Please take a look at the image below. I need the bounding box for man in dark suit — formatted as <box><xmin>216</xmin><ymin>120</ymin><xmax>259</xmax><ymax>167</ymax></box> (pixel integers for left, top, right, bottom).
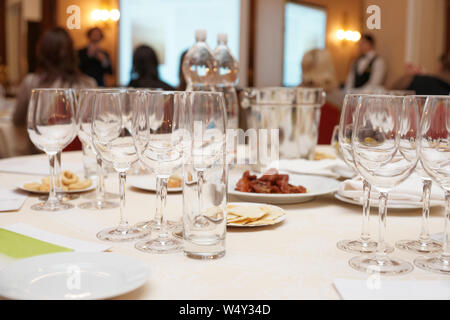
<box><xmin>78</xmin><ymin>27</ymin><xmax>113</xmax><ymax>87</ymax></box>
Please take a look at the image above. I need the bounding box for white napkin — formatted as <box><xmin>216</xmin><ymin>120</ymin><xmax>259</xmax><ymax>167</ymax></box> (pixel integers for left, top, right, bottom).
<box><xmin>338</xmin><ymin>174</ymin><xmax>445</xmax><ymax>203</ymax></box>
<box><xmin>276</xmin><ymin>159</ymin><xmax>354</xmax><ymax>178</ymax></box>
<box><xmin>0</xmin><ymin>157</ymin><xmax>83</xmax><ymax>176</ymax></box>
<box><xmin>0</xmin><ymin>189</ymin><xmax>27</xmax><ymax>212</ymax></box>
<box><xmin>2</xmin><ymin>223</ymin><xmax>111</xmax><ymax>253</ymax></box>
<box><xmin>334</xmin><ymin>278</ymin><xmax>450</xmax><ymax>300</ymax></box>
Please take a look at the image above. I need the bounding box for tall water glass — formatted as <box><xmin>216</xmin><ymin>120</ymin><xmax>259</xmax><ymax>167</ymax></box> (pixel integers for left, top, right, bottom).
<box><xmin>396</xmin><ymin>96</ymin><xmax>442</xmax><ymax>254</ymax></box>
<box><xmin>77</xmin><ymin>89</ymin><xmax>119</xmax><ymax>210</ymax></box>
<box><xmin>91</xmin><ymin>90</ymin><xmax>149</xmax><ymax>242</ymax></box>
<box><xmin>415</xmin><ymin>96</ymin><xmax>450</xmax><ymax>274</ymax></box>
<box><xmin>336</xmin><ymin>94</ymin><xmax>379</xmax><ymax>254</ymax></box>
<box><xmin>133</xmin><ymin>91</ymin><xmax>187</xmax><ymax>254</ymax></box>
<box><xmin>350</xmin><ymin>95</ymin><xmax>419</xmax><ymax>275</ymax></box>
<box><xmin>27</xmin><ymin>89</ymin><xmax>77</xmax><ymax>211</ymax></box>
<box><xmin>183</xmin><ymin>91</ymin><xmax>228</xmax><ymax>260</ymax></box>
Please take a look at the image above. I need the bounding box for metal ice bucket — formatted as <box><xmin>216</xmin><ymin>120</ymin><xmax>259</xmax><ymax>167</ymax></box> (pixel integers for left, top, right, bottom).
<box><xmin>240</xmin><ymin>87</ymin><xmax>326</xmax><ymax>162</ymax></box>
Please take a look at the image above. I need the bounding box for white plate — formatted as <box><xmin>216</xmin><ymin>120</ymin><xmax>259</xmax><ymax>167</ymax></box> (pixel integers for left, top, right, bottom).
<box><xmin>0</xmin><ymin>252</ymin><xmax>150</xmax><ymax>300</ymax></box>
<box><xmin>334</xmin><ymin>193</ymin><xmax>444</xmax><ymax>210</ymax></box>
<box><xmin>129</xmin><ymin>175</ymin><xmax>182</xmax><ymax>193</ymax></box>
<box><xmin>227</xmin><ymin>202</ymin><xmax>286</xmax><ymax>228</ymax></box>
<box><xmin>18</xmin><ymin>181</ymin><xmax>96</xmax><ymax>195</ymax></box>
<box><xmin>228</xmin><ymin>173</ymin><xmax>340</xmax><ymax>205</ymax></box>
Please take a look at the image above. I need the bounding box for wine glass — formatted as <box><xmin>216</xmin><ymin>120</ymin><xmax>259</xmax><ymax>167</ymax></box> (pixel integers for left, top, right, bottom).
<box><xmin>396</xmin><ymin>96</ymin><xmax>443</xmax><ymax>254</ymax></box>
<box><xmin>91</xmin><ymin>90</ymin><xmax>150</xmax><ymax>242</ymax></box>
<box><xmin>336</xmin><ymin>94</ymin><xmax>380</xmax><ymax>254</ymax></box>
<box><xmin>415</xmin><ymin>96</ymin><xmax>450</xmax><ymax>274</ymax></box>
<box><xmin>133</xmin><ymin>91</ymin><xmax>188</xmax><ymax>254</ymax></box>
<box><xmin>77</xmin><ymin>89</ymin><xmax>119</xmax><ymax>210</ymax></box>
<box><xmin>350</xmin><ymin>95</ymin><xmax>419</xmax><ymax>275</ymax></box>
<box><xmin>27</xmin><ymin>88</ymin><xmax>77</xmax><ymax>211</ymax></box>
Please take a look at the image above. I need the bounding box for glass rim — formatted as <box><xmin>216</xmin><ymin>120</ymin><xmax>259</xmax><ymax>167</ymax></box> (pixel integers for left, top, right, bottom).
<box><xmin>31</xmin><ymin>88</ymin><xmax>75</xmax><ymax>92</ymax></box>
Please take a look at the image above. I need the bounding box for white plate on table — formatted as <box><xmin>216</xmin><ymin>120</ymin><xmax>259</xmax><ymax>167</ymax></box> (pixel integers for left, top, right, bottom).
<box><xmin>228</xmin><ymin>173</ymin><xmax>340</xmax><ymax>205</ymax></box>
<box><xmin>129</xmin><ymin>175</ymin><xmax>182</xmax><ymax>193</ymax></box>
<box><xmin>18</xmin><ymin>181</ymin><xmax>96</xmax><ymax>195</ymax></box>
<box><xmin>334</xmin><ymin>192</ymin><xmax>444</xmax><ymax>210</ymax></box>
<box><xmin>0</xmin><ymin>252</ymin><xmax>150</xmax><ymax>300</ymax></box>
<box><xmin>227</xmin><ymin>202</ymin><xmax>286</xmax><ymax>228</ymax></box>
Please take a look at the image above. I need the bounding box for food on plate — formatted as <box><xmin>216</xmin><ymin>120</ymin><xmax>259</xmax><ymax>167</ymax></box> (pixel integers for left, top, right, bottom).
<box><xmin>168</xmin><ymin>175</ymin><xmax>182</xmax><ymax>189</ymax></box>
<box><xmin>23</xmin><ymin>171</ymin><xmax>92</xmax><ymax>192</ymax></box>
<box><xmin>314</xmin><ymin>151</ymin><xmax>336</xmax><ymax>161</ymax></box>
<box><xmin>235</xmin><ymin>169</ymin><xmax>307</xmax><ymax>194</ymax></box>
<box><xmin>226</xmin><ymin>204</ymin><xmax>285</xmax><ymax>226</ymax></box>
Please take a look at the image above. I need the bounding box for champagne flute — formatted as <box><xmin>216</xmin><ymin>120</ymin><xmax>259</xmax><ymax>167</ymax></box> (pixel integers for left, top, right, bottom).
<box><xmin>396</xmin><ymin>96</ymin><xmax>442</xmax><ymax>254</ymax></box>
<box><xmin>133</xmin><ymin>91</ymin><xmax>187</xmax><ymax>254</ymax></box>
<box><xmin>27</xmin><ymin>88</ymin><xmax>77</xmax><ymax>211</ymax></box>
<box><xmin>350</xmin><ymin>95</ymin><xmax>419</xmax><ymax>275</ymax></box>
<box><xmin>415</xmin><ymin>96</ymin><xmax>450</xmax><ymax>274</ymax></box>
<box><xmin>336</xmin><ymin>94</ymin><xmax>381</xmax><ymax>254</ymax></box>
<box><xmin>77</xmin><ymin>89</ymin><xmax>119</xmax><ymax>210</ymax></box>
<box><xmin>91</xmin><ymin>90</ymin><xmax>149</xmax><ymax>242</ymax></box>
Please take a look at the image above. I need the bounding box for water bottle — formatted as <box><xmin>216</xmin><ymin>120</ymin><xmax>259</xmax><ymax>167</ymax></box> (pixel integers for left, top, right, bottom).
<box><xmin>213</xmin><ymin>33</ymin><xmax>240</xmax><ymax>129</ymax></box>
<box><xmin>182</xmin><ymin>29</ymin><xmax>217</xmax><ymax>92</ymax></box>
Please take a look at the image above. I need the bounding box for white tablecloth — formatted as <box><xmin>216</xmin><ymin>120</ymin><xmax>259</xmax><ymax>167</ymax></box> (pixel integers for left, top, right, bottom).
<box><xmin>0</xmin><ymin>150</ymin><xmax>447</xmax><ymax>300</ymax></box>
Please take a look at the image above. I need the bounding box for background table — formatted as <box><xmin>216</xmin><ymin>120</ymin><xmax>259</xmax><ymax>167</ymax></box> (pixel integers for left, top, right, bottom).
<box><xmin>0</xmin><ymin>150</ymin><xmax>447</xmax><ymax>300</ymax></box>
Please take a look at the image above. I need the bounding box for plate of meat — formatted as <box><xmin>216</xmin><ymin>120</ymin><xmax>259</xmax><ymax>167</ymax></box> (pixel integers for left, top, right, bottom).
<box><xmin>228</xmin><ymin>169</ymin><xmax>340</xmax><ymax>204</ymax></box>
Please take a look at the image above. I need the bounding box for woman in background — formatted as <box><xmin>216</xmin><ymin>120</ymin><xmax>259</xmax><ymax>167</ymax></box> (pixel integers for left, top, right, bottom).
<box><xmin>300</xmin><ymin>49</ymin><xmax>344</xmax><ymax>145</ymax></box>
<box><xmin>128</xmin><ymin>45</ymin><xmax>174</xmax><ymax>90</ymax></box>
<box><xmin>13</xmin><ymin>27</ymin><xmax>96</xmax><ymax>155</ymax></box>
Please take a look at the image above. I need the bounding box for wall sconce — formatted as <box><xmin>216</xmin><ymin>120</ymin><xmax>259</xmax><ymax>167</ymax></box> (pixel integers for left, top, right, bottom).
<box><xmin>336</xmin><ymin>29</ymin><xmax>361</xmax><ymax>42</ymax></box>
<box><xmin>91</xmin><ymin>9</ymin><xmax>120</xmax><ymax>22</ymax></box>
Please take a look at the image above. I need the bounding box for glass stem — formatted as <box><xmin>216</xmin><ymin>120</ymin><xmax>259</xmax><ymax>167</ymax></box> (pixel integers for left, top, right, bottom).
<box><xmin>96</xmin><ymin>154</ymin><xmax>105</xmax><ymax>200</ymax></box>
<box><xmin>156</xmin><ymin>176</ymin><xmax>169</xmax><ymax>238</ymax></box>
<box><xmin>360</xmin><ymin>179</ymin><xmax>372</xmax><ymax>243</ymax></box>
<box><xmin>154</xmin><ymin>177</ymin><xmax>162</xmax><ymax>227</ymax></box>
<box><xmin>56</xmin><ymin>151</ymin><xmax>62</xmax><ymax>199</ymax></box>
<box><xmin>198</xmin><ymin>170</ymin><xmax>205</xmax><ymax>216</ymax></box>
<box><xmin>118</xmin><ymin>172</ymin><xmax>128</xmax><ymax>228</ymax></box>
<box><xmin>48</xmin><ymin>153</ymin><xmax>58</xmax><ymax>205</ymax></box>
<box><xmin>376</xmin><ymin>192</ymin><xmax>389</xmax><ymax>262</ymax></box>
<box><xmin>442</xmin><ymin>191</ymin><xmax>450</xmax><ymax>261</ymax></box>
<box><xmin>419</xmin><ymin>179</ymin><xmax>432</xmax><ymax>244</ymax></box>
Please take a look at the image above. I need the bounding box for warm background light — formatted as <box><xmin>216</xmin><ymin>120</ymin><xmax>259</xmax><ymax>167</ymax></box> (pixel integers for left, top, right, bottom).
<box><xmin>91</xmin><ymin>8</ymin><xmax>121</xmax><ymax>22</ymax></box>
<box><xmin>336</xmin><ymin>29</ymin><xmax>361</xmax><ymax>42</ymax></box>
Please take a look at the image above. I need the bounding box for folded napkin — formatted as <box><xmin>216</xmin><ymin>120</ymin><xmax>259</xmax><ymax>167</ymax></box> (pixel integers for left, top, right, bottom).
<box><xmin>338</xmin><ymin>174</ymin><xmax>445</xmax><ymax>203</ymax></box>
<box><xmin>334</xmin><ymin>279</ymin><xmax>450</xmax><ymax>300</ymax></box>
<box><xmin>0</xmin><ymin>157</ymin><xmax>83</xmax><ymax>176</ymax></box>
<box><xmin>0</xmin><ymin>189</ymin><xmax>27</xmax><ymax>212</ymax></box>
<box><xmin>0</xmin><ymin>223</ymin><xmax>110</xmax><ymax>267</ymax></box>
<box><xmin>276</xmin><ymin>159</ymin><xmax>354</xmax><ymax>179</ymax></box>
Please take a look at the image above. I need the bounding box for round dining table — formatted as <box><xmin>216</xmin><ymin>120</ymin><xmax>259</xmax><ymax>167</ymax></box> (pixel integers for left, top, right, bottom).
<box><xmin>0</xmin><ymin>148</ymin><xmax>447</xmax><ymax>300</ymax></box>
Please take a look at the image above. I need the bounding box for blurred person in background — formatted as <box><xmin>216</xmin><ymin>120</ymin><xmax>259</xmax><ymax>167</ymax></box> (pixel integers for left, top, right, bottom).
<box><xmin>78</xmin><ymin>27</ymin><xmax>113</xmax><ymax>87</ymax></box>
<box><xmin>128</xmin><ymin>45</ymin><xmax>174</xmax><ymax>90</ymax></box>
<box><xmin>13</xmin><ymin>27</ymin><xmax>96</xmax><ymax>155</ymax></box>
<box><xmin>391</xmin><ymin>53</ymin><xmax>450</xmax><ymax>95</ymax></box>
<box><xmin>177</xmin><ymin>50</ymin><xmax>188</xmax><ymax>91</ymax></box>
<box><xmin>344</xmin><ymin>34</ymin><xmax>386</xmax><ymax>92</ymax></box>
<box><xmin>300</xmin><ymin>49</ymin><xmax>343</xmax><ymax>145</ymax></box>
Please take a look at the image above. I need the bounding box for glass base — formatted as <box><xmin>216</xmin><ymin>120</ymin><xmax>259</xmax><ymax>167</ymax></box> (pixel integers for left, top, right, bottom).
<box><xmin>84</xmin><ymin>192</ymin><xmax>119</xmax><ymax>200</ymax></box>
<box><xmin>97</xmin><ymin>226</ymin><xmax>150</xmax><ymax>243</ymax></box>
<box><xmin>185</xmin><ymin>251</ymin><xmax>226</xmax><ymax>261</ymax></box>
<box><xmin>135</xmin><ymin>236</ymin><xmax>182</xmax><ymax>254</ymax></box>
<box><xmin>78</xmin><ymin>200</ymin><xmax>119</xmax><ymax>211</ymax></box>
<box><xmin>39</xmin><ymin>194</ymin><xmax>80</xmax><ymax>202</ymax></box>
<box><xmin>396</xmin><ymin>239</ymin><xmax>443</xmax><ymax>255</ymax></box>
<box><xmin>136</xmin><ymin>219</ymin><xmax>182</xmax><ymax>232</ymax></box>
<box><xmin>349</xmin><ymin>255</ymin><xmax>414</xmax><ymax>275</ymax></box>
<box><xmin>337</xmin><ymin>239</ymin><xmax>385</xmax><ymax>254</ymax></box>
<box><xmin>31</xmin><ymin>201</ymin><xmax>74</xmax><ymax>212</ymax></box>
<box><xmin>414</xmin><ymin>256</ymin><xmax>450</xmax><ymax>275</ymax></box>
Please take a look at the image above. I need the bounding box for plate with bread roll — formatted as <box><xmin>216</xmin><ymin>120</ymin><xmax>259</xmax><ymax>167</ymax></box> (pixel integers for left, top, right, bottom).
<box><xmin>19</xmin><ymin>171</ymin><xmax>95</xmax><ymax>194</ymax></box>
<box><xmin>128</xmin><ymin>175</ymin><xmax>183</xmax><ymax>193</ymax></box>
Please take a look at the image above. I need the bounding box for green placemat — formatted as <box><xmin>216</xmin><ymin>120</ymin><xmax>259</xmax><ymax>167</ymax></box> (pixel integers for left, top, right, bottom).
<box><xmin>0</xmin><ymin>228</ymin><xmax>73</xmax><ymax>259</ymax></box>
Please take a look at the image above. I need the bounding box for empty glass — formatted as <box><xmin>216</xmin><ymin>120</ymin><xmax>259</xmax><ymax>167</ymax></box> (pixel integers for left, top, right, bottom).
<box><xmin>415</xmin><ymin>96</ymin><xmax>450</xmax><ymax>274</ymax></box>
<box><xmin>350</xmin><ymin>95</ymin><xmax>419</xmax><ymax>275</ymax></box>
<box><xmin>91</xmin><ymin>90</ymin><xmax>149</xmax><ymax>242</ymax></box>
<box><xmin>133</xmin><ymin>91</ymin><xmax>188</xmax><ymax>254</ymax></box>
<box><xmin>27</xmin><ymin>89</ymin><xmax>77</xmax><ymax>211</ymax></box>
<box><xmin>336</xmin><ymin>94</ymin><xmax>379</xmax><ymax>254</ymax></box>
<box><xmin>77</xmin><ymin>89</ymin><xmax>119</xmax><ymax>210</ymax></box>
<box><xmin>183</xmin><ymin>91</ymin><xmax>228</xmax><ymax>260</ymax></box>
<box><xmin>396</xmin><ymin>96</ymin><xmax>442</xmax><ymax>254</ymax></box>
